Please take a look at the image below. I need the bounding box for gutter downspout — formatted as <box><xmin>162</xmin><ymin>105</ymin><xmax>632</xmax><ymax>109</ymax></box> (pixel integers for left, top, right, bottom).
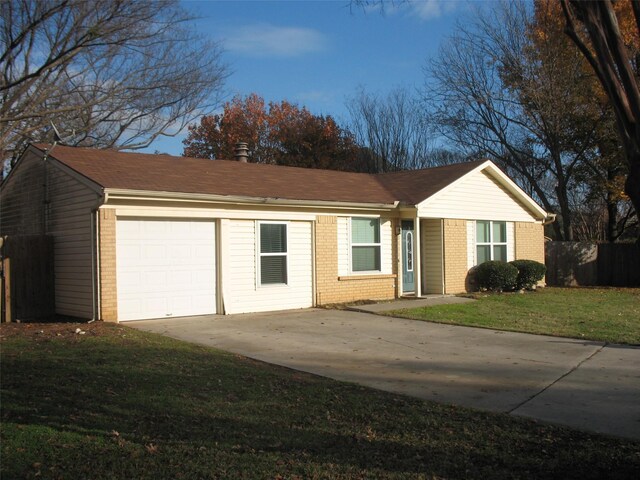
<box><xmin>90</xmin><ymin>210</ymin><xmax>98</xmax><ymax>321</ymax></box>
<box><xmin>440</xmin><ymin>219</ymin><xmax>446</xmax><ymax>295</ymax></box>
<box><xmin>311</xmin><ymin>220</ymin><xmax>317</xmax><ymax>307</ymax></box>
<box><xmin>415</xmin><ymin>216</ymin><xmax>422</xmax><ymax>298</ymax></box>
<box><xmin>543</xmin><ymin>213</ymin><xmax>557</xmax><ymax>225</ymax></box>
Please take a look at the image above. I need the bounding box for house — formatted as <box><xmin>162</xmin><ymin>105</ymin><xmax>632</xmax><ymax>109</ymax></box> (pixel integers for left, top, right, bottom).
<box><xmin>0</xmin><ymin>144</ymin><xmax>551</xmax><ymax>322</ymax></box>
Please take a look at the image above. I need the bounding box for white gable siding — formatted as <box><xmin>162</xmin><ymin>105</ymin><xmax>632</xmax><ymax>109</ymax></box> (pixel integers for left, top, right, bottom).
<box><xmin>47</xmin><ymin>163</ymin><xmax>100</xmax><ymax>318</ymax></box>
<box><xmin>419</xmin><ymin>170</ymin><xmax>538</xmax><ymax>222</ymax></box>
<box><xmin>337</xmin><ymin>216</ymin><xmax>392</xmax><ymax>276</ymax></box>
<box><xmin>223</xmin><ymin>219</ymin><xmax>312</xmax><ymax>314</ymax></box>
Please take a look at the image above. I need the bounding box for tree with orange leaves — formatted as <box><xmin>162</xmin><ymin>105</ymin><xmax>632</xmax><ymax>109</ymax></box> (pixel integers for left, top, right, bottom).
<box><xmin>183</xmin><ymin>93</ymin><xmax>367</xmax><ymax>172</ymax></box>
<box><xmin>561</xmin><ymin>0</ymin><xmax>640</xmax><ymax>243</ymax></box>
<box><xmin>528</xmin><ymin>0</ymin><xmax>637</xmax><ymax>241</ymax></box>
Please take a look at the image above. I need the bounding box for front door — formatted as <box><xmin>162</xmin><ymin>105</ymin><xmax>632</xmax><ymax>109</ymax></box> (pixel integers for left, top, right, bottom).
<box><xmin>401</xmin><ymin>220</ymin><xmax>415</xmax><ymax>294</ymax></box>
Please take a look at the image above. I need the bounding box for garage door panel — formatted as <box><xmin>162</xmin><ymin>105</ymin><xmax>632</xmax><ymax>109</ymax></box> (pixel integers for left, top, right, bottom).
<box><xmin>116</xmin><ymin>218</ymin><xmax>216</xmax><ymax>321</ymax></box>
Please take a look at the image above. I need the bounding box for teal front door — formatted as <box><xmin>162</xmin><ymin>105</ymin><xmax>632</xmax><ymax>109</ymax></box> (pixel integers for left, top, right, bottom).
<box><xmin>401</xmin><ymin>220</ymin><xmax>415</xmax><ymax>293</ymax></box>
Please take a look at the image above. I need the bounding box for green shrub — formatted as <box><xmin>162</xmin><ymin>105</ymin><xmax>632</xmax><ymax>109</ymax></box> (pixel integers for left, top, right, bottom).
<box><xmin>475</xmin><ymin>261</ymin><xmax>518</xmax><ymax>292</ymax></box>
<box><xmin>510</xmin><ymin>259</ymin><xmax>546</xmax><ymax>290</ymax></box>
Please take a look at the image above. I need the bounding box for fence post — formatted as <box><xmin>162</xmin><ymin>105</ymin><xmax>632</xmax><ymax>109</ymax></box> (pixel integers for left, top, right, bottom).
<box><xmin>2</xmin><ymin>257</ymin><xmax>11</xmax><ymax>322</ymax></box>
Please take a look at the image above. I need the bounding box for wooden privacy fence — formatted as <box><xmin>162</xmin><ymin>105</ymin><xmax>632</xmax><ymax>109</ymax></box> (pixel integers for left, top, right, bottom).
<box><xmin>1</xmin><ymin>235</ymin><xmax>55</xmax><ymax>322</ymax></box>
<box><xmin>545</xmin><ymin>241</ymin><xmax>640</xmax><ymax>287</ymax></box>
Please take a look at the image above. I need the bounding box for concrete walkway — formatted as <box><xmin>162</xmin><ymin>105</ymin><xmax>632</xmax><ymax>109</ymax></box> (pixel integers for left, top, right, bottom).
<box><xmin>129</xmin><ymin>307</ymin><xmax>640</xmax><ymax>441</ymax></box>
<box><xmin>347</xmin><ymin>295</ymin><xmax>475</xmax><ymax>313</ymax></box>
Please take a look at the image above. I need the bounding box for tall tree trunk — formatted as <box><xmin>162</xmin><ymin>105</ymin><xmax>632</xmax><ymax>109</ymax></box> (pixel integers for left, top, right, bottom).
<box><xmin>562</xmin><ymin>0</ymin><xmax>640</xmax><ymax>243</ymax></box>
<box><xmin>626</xmin><ymin>157</ymin><xmax>640</xmax><ymax>243</ymax></box>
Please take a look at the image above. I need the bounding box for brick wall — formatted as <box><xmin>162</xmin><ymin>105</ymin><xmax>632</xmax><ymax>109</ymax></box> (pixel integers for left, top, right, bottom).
<box><xmin>515</xmin><ymin>222</ymin><xmax>546</xmax><ymax>286</ymax></box>
<box><xmin>443</xmin><ymin>219</ymin><xmax>468</xmax><ymax>294</ymax></box>
<box><xmin>514</xmin><ymin>222</ymin><xmax>545</xmax><ymax>263</ymax></box>
<box><xmin>99</xmin><ymin>209</ymin><xmax>117</xmax><ymax>322</ymax></box>
<box><xmin>315</xmin><ymin>215</ymin><xmax>397</xmax><ymax>305</ymax></box>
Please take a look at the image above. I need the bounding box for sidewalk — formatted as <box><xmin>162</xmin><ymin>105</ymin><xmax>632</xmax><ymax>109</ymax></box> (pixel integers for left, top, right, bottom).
<box><xmin>347</xmin><ymin>295</ymin><xmax>475</xmax><ymax>313</ymax></box>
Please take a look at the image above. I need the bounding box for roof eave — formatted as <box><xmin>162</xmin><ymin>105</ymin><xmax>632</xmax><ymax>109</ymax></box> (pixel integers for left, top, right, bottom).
<box><xmin>103</xmin><ymin>188</ymin><xmax>400</xmax><ymax>211</ymax></box>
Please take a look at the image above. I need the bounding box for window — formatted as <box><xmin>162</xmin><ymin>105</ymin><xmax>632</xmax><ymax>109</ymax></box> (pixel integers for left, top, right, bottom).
<box><xmin>405</xmin><ymin>230</ymin><xmax>413</xmax><ymax>272</ymax></box>
<box><xmin>351</xmin><ymin>217</ymin><xmax>381</xmax><ymax>272</ymax></box>
<box><xmin>476</xmin><ymin>220</ymin><xmax>507</xmax><ymax>263</ymax></box>
<box><xmin>259</xmin><ymin>222</ymin><xmax>287</xmax><ymax>285</ymax></box>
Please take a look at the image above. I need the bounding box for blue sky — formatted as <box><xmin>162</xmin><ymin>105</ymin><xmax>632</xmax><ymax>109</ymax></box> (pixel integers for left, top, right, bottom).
<box><xmin>147</xmin><ymin>0</ymin><xmax>469</xmax><ymax>155</ymax></box>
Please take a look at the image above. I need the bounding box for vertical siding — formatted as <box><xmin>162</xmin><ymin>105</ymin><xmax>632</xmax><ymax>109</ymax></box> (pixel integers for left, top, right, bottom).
<box><xmin>380</xmin><ymin>218</ymin><xmax>392</xmax><ymax>274</ymax></box>
<box><xmin>224</xmin><ymin>220</ymin><xmax>313</xmax><ymax>314</ymax></box>
<box><xmin>419</xmin><ymin>170</ymin><xmax>538</xmax><ymax>222</ymax></box>
<box><xmin>337</xmin><ymin>216</ymin><xmax>349</xmax><ymax>276</ymax></box>
<box><xmin>0</xmin><ymin>151</ymin><xmax>46</xmax><ymax>235</ymax></box>
<box><xmin>507</xmin><ymin>222</ymin><xmax>515</xmax><ymax>261</ymax></box>
<box><xmin>422</xmin><ymin>219</ymin><xmax>444</xmax><ymax>294</ymax></box>
<box><xmin>47</xmin><ymin>163</ymin><xmax>100</xmax><ymax>318</ymax></box>
<box><xmin>466</xmin><ymin>221</ymin><xmax>475</xmax><ymax>270</ymax></box>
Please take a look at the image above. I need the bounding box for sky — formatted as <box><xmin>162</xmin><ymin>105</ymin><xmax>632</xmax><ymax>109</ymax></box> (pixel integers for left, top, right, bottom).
<box><xmin>145</xmin><ymin>0</ymin><xmax>470</xmax><ymax>155</ymax></box>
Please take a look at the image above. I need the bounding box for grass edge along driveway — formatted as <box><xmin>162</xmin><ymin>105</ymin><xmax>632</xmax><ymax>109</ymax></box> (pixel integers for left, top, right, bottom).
<box><xmin>387</xmin><ymin>287</ymin><xmax>640</xmax><ymax>345</ymax></box>
<box><xmin>1</xmin><ymin>322</ymin><xmax>639</xmax><ymax>480</ymax></box>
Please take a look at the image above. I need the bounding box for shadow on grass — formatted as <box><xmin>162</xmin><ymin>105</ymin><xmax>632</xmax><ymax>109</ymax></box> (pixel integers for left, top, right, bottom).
<box><xmin>1</xmin><ymin>325</ymin><xmax>639</xmax><ymax>479</ymax></box>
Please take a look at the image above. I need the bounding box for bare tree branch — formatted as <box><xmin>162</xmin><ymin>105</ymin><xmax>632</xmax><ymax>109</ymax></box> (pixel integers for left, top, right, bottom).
<box><xmin>0</xmin><ymin>0</ymin><xmax>228</xmax><ymax>170</ymax></box>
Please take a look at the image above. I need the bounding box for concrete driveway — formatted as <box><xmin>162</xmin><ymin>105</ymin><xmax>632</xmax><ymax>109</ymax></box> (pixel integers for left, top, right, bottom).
<box><xmin>129</xmin><ymin>308</ymin><xmax>640</xmax><ymax>440</ymax></box>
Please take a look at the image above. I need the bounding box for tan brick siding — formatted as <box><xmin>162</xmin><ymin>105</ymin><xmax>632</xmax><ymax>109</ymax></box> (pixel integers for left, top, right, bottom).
<box><xmin>315</xmin><ymin>215</ymin><xmax>397</xmax><ymax>305</ymax></box>
<box><xmin>515</xmin><ymin>222</ymin><xmax>545</xmax><ymax>286</ymax></box>
<box><xmin>443</xmin><ymin>219</ymin><xmax>468</xmax><ymax>294</ymax></box>
<box><xmin>99</xmin><ymin>209</ymin><xmax>117</xmax><ymax>321</ymax></box>
<box><xmin>514</xmin><ymin>222</ymin><xmax>545</xmax><ymax>263</ymax></box>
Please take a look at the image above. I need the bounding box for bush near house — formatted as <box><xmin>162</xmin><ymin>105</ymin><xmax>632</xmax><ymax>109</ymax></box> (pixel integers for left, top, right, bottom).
<box><xmin>509</xmin><ymin>259</ymin><xmax>546</xmax><ymax>290</ymax></box>
<box><xmin>475</xmin><ymin>261</ymin><xmax>518</xmax><ymax>291</ymax></box>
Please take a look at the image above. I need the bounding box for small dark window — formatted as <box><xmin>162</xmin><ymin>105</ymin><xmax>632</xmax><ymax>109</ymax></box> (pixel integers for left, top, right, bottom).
<box><xmin>259</xmin><ymin>223</ymin><xmax>287</xmax><ymax>284</ymax></box>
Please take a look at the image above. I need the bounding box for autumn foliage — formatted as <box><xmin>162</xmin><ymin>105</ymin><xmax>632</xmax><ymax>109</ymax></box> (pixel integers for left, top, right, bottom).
<box><xmin>183</xmin><ymin>94</ymin><xmax>366</xmax><ymax>172</ymax></box>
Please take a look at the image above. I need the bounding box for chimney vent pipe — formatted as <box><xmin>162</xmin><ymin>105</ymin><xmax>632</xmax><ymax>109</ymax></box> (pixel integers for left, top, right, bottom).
<box><xmin>234</xmin><ymin>142</ymin><xmax>249</xmax><ymax>163</ymax></box>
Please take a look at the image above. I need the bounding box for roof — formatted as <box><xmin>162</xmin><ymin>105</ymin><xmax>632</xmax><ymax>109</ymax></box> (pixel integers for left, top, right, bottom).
<box><xmin>28</xmin><ymin>144</ymin><xmax>510</xmax><ymax>208</ymax></box>
<box><xmin>376</xmin><ymin>161</ymin><xmax>484</xmax><ymax>205</ymax></box>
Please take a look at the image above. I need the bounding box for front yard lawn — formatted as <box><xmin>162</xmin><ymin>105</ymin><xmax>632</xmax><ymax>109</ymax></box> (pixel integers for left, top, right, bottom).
<box><xmin>1</xmin><ymin>322</ymin><xmax>639</xmax><ymax>479</ymax></box>
<box><xmin>388</xmin><ymin>287</ymin><xmax>640</xmax><ymax>344</ymax></box>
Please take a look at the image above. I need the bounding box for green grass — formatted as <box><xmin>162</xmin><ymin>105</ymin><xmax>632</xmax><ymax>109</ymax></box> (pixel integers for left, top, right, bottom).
<box><xmin>388</xmin><ymin>287</ymin><xmax>640</xmax><ymax>344</ymax></box>
<box><xmin>1</xmin><ymin>323</ymin><xmax>639</xmax><ymax>479</ymax></box>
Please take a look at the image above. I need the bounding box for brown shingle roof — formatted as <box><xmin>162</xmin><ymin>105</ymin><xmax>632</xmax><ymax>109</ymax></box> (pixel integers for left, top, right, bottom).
<box><xmin>32</xmin><ymin>144</ymin><xmax>483</xmax><ymax>206</ymax></box>
<box><xmin>376</xmin><ymin>160</ymin><xmax>485</xmax><ymax>205</ymax></box>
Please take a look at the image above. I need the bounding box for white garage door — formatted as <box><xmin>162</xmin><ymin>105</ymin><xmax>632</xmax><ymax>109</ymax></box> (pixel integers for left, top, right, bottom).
<box><xmin>116</xmin><ymin>218</ymin><xmax>216</xmax><ymax>321</ymax></box>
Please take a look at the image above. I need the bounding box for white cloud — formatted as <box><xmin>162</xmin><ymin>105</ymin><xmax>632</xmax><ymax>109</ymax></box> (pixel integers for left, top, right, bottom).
<box><xmin>410</xmin><ymin>0</ymin><xmax>458</xmax><ymax>21</ymax></box>
<box><xmin>225</xmin><ymin>24</ymin><xmax>327</xmax><ymax>57</ymax></box>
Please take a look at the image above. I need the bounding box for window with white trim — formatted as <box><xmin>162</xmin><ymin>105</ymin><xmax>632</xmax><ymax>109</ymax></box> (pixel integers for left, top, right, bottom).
<box><xmin>258</xmin><ymin>222</ymin><xmax>287</xmax><ymax>285</ymax></box>
<box><xmin>476</xmin><ymin>220</ymin><xmax>507</xmax><ymax>263</ymax></box>
<box><xmin>351</xmin><ymin>217</ymin><xmax>381</xmax><ymax>272</ymax></box>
